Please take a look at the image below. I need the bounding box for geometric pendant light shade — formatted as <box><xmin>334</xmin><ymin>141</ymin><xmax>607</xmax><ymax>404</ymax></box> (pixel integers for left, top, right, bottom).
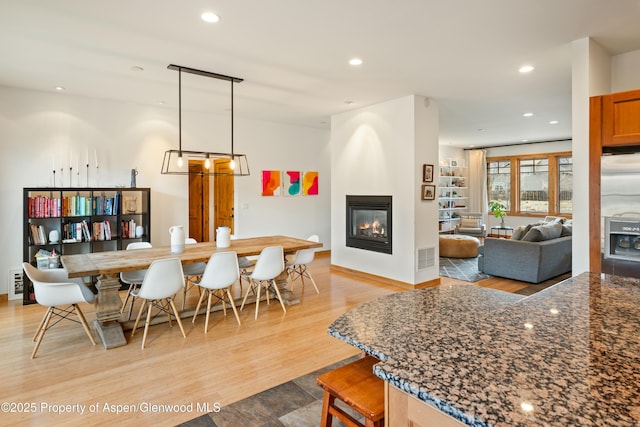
<box><xmin>161</xmin><ymin>64</ymin><xmax>250</xmax><ymax>176</ymax></box>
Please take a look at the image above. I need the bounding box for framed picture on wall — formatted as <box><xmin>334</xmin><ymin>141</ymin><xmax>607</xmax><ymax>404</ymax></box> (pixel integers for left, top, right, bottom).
<box><xmin>423</xmin><ymin>164</ymin><xmax>434</xmax><ymax>182</ymax></box>
<box><xmin>422</xmin><ymin>184</ymin><xmax>436</xmax><ymax>201</ymax></box>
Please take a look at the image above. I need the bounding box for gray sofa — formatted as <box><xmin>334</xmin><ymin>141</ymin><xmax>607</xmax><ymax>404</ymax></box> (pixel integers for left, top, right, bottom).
<box><xmin>477</xmin><ymin>235</ymin><xmax>572</xmax><ymax>283</ymax></box>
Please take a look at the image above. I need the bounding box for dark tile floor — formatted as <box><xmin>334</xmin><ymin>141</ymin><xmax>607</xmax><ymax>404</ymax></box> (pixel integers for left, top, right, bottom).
<box><xmin>177</xmin><ymin>356</ymin><xmax>361</xmax><ymax>427</ymax></box>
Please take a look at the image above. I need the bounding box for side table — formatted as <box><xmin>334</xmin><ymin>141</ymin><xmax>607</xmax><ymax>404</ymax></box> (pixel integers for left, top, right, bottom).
<box><xmin>490</xmin><ymin>225</ymin><xmax>513</xmax><ymax>238</ymax></box>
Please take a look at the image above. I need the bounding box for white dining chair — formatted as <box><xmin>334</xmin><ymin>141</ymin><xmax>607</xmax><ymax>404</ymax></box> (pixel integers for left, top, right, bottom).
<box><xmin>286</xmin><ymin>234</ymin><xmax>320</xmax><ymax>295</ymax></box>
<box><xmin>240</xmin><ymin>246</ymin><xmax>286</xmax><ymax>319</ymax></box>
<box><xmin>120</xmin><ymin>241</ymin><xmax>152</xmax><ymax>320</ymax></box>
<box><xmin>231</xmin><ymin>234</ymin><xmax>255</xmax><ymax>295</ymax></box>
<box><xmin>182</xmin><ymin>238</ymin><xmax>207</xmax><ymax>309</ymax></box>
<box><xmin>131</xmin><ymin>258</ymin><xmax>187</xmax><ymax>349</ymax></box>
<box><xmin>192</xmin><ymin>251</ymin><xmax>241</xmax><ymax>332</ymax></box>
<box><xmin>22</xmin><ymin>262</ymin><xmax>96</xmax><ymax>358</ymax></box>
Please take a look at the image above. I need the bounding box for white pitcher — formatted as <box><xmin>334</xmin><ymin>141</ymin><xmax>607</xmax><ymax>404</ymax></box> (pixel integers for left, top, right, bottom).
<box><xmin>169</xmin><ymin>225</ymin><xmax>185</xmax><ymax>253</ymax></box>
<box><xmin>216</xmin><ymin>226</ymin><xmax>231</xmax><ymax>248</ymax></box>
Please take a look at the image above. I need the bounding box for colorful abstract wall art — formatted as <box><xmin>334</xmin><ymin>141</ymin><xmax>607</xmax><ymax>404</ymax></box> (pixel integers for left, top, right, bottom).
<box><xmin>303</xmin><ymin>171</ymin><xmax>319</xmax><ymax>195</ymax></box>
<box><xmin>261</xmin><ymin>170</ymin><xmax>281</xmax><ymax>196</ymax></box>
<box><xmin>283</xmin><ymin>171</ymin><xmax>302</xmax><ymax>196</ymax></box>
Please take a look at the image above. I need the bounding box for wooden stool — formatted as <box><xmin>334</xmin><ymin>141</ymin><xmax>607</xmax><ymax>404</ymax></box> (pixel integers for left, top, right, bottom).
<box><xmin>316</xmin><ymin>355</ymin><xmax>384</xmax><ymax>427</ymax></box>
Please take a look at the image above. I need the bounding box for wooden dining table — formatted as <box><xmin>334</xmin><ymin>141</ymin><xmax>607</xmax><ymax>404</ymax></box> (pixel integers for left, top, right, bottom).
<box><xmin>61</xmin><ymin>235</ymin><xmax>322</xmax><ymax>349</ymax></box>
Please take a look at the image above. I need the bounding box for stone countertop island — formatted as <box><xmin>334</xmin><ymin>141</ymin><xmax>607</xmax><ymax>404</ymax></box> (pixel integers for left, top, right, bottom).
<box><xmin>328</xmin><ymin>273</ymin><xmax>640</xmax><ymax>426</ymax></box>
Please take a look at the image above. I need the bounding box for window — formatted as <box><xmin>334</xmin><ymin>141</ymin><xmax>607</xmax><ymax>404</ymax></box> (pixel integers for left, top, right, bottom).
<box><xmin>519</xmin><ymin>158</ymin><xmax>548</xmax><ymax>213</ymax></box>
<box><xmin>558</xmin><ymin>156</ymin><xmax>573</xmax><ymax>214</ymax></box>
<box><xmin>487</xmin><ymin>160</ymin><xmax>510</xmax><ymax>210</ymax></box>
<box><xmin>486</xmin><ymin>152</ymin><xmax>571</xmax><ymax>218</ymax></box>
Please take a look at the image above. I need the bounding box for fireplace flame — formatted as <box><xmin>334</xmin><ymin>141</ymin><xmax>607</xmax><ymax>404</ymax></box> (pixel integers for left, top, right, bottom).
<box><xmin>359</xmin><ymin>218</ymin><xmax>385</xmax><ymax>237</ymax></box>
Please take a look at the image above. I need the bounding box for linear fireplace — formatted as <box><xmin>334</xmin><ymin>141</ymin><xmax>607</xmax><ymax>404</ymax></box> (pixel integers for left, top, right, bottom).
<box><xmin>346</xmin><ymin>195</ymin><xmax>392</xmax><ymax>254</ymax></box>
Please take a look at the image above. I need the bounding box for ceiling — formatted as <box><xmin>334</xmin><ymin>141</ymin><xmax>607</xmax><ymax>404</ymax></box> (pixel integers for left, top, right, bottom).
<box><xmin>1</xmin><ymin>1</ymin><xmax>640</xmax><ymax>148</ymax></box>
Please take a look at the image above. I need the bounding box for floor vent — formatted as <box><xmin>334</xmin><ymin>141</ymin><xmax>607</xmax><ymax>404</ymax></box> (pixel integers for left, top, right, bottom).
<box><xmin>417</xmin><ymin>247</ymin><xmax>436</xmax><ymax>271</ymax></box>
<box><xmin>8</xmin><ymin>268</ymin><xmax>23</xmax><ymax>300</ymax></box>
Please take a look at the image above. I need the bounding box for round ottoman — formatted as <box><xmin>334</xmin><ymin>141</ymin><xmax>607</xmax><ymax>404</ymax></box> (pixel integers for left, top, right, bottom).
<box><xmin>439</xmin><ymin>235</ymin><xmax>480</xmax><ymax>258</ymax></box>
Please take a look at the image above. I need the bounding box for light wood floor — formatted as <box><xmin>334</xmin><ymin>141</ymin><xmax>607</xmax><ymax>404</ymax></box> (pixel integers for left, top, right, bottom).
<box><xmin>0</xmin><ymin>254</ymin><xmax>536</xmax><ymax>426</ymax></box>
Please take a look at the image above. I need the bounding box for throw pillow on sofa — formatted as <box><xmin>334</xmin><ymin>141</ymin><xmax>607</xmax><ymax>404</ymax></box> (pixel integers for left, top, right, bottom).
<box><xmin>460</xmin><ymin>218</ymin><xmax>480</xmax><ymax>228</ymax></box>
<box><xmin>543</xmin><ymin>216</ymin><xmax>566</xmax><ymax>224</ymax></box>
<box><xmin>521</xmin><ymin>222</ymin><xmax>563</xmax><ymax>242</ymax></box>
<box><xmin>511</xmin><ymin>224</ymin><xmax>533</xmax><ymax>240</ymax></box>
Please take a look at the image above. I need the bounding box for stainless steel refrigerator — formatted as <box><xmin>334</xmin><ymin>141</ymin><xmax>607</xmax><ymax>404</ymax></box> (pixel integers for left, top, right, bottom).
<box><xmin>601</xmin><ymin>152</ymin><xmax>640</xmax><ymax>278</ymax></box>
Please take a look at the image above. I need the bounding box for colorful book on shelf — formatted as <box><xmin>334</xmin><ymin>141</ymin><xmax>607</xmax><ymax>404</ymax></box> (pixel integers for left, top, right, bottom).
<box><xmin>104</xmin><ymin>220</ymin><xmax>112</xmax><ymax>240</ymax></box>
<box><xmin>81</xmin><ymin>220</ymin><xmax>91</xmax><ymax>241</ymax></box>
<box><xmin>28</xmin><ymin>196</ymin><xmax>61</xmax><ymax>218</ymax></box>
<box><xmin>29</xmin><ymin>223</ymin><xmax>45</xmax><ymax>245</ymax></box>
<box><xmin>93</xmin><ymin>222</ymin><xmax>103</xmax><ymax>241</ymax></box>
<box><xmin>113</xmin><ymin>193</ymin><xmax>120</xmax><ymax>215</ymax></box>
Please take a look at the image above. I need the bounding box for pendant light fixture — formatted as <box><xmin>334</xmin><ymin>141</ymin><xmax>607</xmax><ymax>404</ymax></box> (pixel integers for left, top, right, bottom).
<box><xmin>161</xmin><ymin>64</ymin><xmax>250</xmax><ymax>176</ymax></box>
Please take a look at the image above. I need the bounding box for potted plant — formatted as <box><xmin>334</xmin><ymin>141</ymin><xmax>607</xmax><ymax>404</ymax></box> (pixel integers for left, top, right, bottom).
<box><xmin>488</xmin><ymin>200</ymin><xmax>507</xmax><ymax>226</ymax></box>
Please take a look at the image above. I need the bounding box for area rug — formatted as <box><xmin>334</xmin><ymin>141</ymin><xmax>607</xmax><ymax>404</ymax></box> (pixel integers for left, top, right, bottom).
<box><xmin>439</xmin><ymin>256</ymin><xmax>492</xmax><ymax>283</ymax></box>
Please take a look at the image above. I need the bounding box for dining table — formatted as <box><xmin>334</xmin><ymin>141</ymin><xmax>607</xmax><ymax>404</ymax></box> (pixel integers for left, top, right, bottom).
<box><xmin>61</xmin><ymin>235</ymin><xmax>322</xmax><ymax>349</ymax></box>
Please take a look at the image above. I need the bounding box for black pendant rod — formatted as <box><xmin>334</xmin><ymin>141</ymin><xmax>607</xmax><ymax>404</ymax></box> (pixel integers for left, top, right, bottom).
<box><xmin>178</xmin><ymin>68</ymin><xmax>182</xmax><ymax>156</ymax></box>
<box><xmin>231</xmin><ymin>80</ymin><xmax>234</xmax><ymax>161</ymax></box>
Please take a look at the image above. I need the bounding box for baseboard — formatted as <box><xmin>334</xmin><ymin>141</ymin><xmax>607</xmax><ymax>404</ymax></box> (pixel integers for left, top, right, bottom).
<box><xmin>0</xmin><ymin>294</ymin><xmax>8</xmax><ymax>303</ymax></box>
<box><xmin>330</xmin><ymin>265</ymin><xmax>440</xmax><ymax>290</ymax></box>
<box><xmin>315</xmin><ymin>249</ymin><xmax>331</xmax><ymax>257</ymax></box>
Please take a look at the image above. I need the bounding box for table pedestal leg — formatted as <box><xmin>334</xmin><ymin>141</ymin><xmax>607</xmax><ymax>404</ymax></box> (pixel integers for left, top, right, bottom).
<box><xmin>275</xmin><ymin>271</ymin><xmax>299</xmax><ymax>306</ymax></box>
<box><xmin>93</xmin><ymin>273</ymin><xmax>127</xmax><ymax>349</ymax></box>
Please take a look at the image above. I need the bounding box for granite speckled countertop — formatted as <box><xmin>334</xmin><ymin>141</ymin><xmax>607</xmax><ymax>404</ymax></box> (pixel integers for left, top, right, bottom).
<box><xmin>328</xmin><ymin>272</ymin><xmax>640</xmax><ymax>426</ymax></box>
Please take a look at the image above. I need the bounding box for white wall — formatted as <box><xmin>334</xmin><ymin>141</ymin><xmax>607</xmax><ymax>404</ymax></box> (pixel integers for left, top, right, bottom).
<box><xmin>330</xmin><ymin>95</ymin><xmax>440</xmax><ymax>285</ymax></box>
<box><xmin>570</xmin><ymin>38</ymin><xmax>611</xmax><ymax>275</ymax></box>
<box><xmin>0</xmin><ymin>86</ymin><xmax>330</xmax><ymax>296</ymax></box>
<box><xmin>439</xmin><ymin>145</ymin><xmax>465</xmax><ymax>165</ymax></box>
<box><xmin>612</xmin><ymin>49</ymin><xmax>640</xmax><ymax>92</ymax></box>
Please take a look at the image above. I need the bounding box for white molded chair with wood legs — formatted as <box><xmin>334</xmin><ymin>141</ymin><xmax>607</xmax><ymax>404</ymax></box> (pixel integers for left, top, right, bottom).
<box><xmin>231</xmin><ymin>234</ymin><xmax>255</xmax><ymax>295</ymax></box>
<box><xmin>286</xmin><ymin>234</ymin><xmax>320</xmax><ymax>295</ymax></box>
<box><xmin>182</xmin><ymin>238</ymin><xmax>206</xmax><ymax>309</ymax></box>
<box><xmin>131</xmin><ymin>258</ymin><xmax>187</xmax><ymax>349</ymax></box>
<box><xmin>240</xmin><ymin>246</ymin><xmax>286</xmax><ymax>319</ymax></box>
<box><xmin>120</xmin><ymin>241</ymin><xmax>152</xmax><ymax>320</ymax></box>
<box><xmin>192</xmin><ymin>251</ymin><xmax>242</xmax><ymax>332</ymax></box>
<box><xmin>22</xmin><ymin>262</ymin><xmax>96</xmax><ymax>358</ymax></box>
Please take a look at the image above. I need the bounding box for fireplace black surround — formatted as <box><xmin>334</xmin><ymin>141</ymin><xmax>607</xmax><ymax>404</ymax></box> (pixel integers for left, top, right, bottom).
<box><xmin>346</xmin><ymin>195</ymin><xmax>392</xmax><ymax>254</ymax></box>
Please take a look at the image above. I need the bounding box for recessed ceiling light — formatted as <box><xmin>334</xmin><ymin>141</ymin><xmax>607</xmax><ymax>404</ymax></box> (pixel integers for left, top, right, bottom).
<box><xmin>131</xmin><ymin>66</ymin><xmax>144</xmax><ymax>72</ymax></box>
<box><xmin>344</xmin><ymin>100</ymin><xmax>354</xmax><ymax>105</ymax></box>
<box><xmin>522</xmin><ymin>139</ymin><xmax>529</xmax><ymax>142</ymax></box>
<box><xmin>549</xmin><ymin>120</ymin><xmax>559</xmax><ymax>124</ymax></box>
<box><xmin>523</xmin><ymin>112</ymin><xmax>534</xmax><ymax>117</ymax></box>
<box><xmin>54</xmin><ymin>86</ymin><xmax>65</xmax><ymax>91</ymax></box>
<box><xmin>519</xmin><ymin>65</ymin><xmax>535</xmax><ymax>73</ymax></box>
<box><xmin>349</xmin><ymin>58</ymin><xmax>363</xmax><ymax>66</ymax></box>
<box><xmin>201</xmin><ymin>12</ymin><xmax>220</xmax><ymax>23</ymax></box>
<box><xmin>158</xmin><ymin>101</ymin><xmax>166</xmax><ymax>105</ymax></box>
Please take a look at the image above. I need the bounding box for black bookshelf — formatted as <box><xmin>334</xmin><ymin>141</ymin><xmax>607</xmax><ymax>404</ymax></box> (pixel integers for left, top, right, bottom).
<box><xmin>22</xmin><ymin>187</ymin><xmax>151</xmax><ymax>305</ymax></box>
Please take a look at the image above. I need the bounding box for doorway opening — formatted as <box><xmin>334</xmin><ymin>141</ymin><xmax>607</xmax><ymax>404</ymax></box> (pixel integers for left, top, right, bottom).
<box><xmin>188</xmin><ymin>159</ymin><xmax>235</xmax><ymax>243</ymax></box>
